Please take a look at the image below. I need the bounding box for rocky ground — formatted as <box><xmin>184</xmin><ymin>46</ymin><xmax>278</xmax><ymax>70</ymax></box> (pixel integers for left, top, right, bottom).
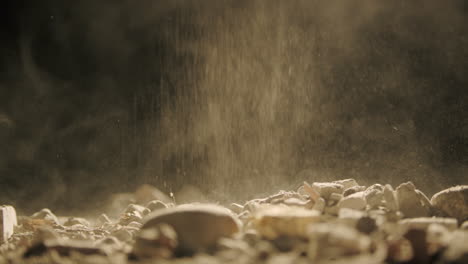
<box><xmin>0</xmin><ymin>181</ymin><xmax>467</xmax><ymax>264</ymax></box>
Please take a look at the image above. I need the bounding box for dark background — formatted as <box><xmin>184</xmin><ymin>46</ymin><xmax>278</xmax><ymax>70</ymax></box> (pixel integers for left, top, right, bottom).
<box><xmin>1</xmin><ymin>0</ymin><xmax>467</xmax><ymax>214</ymax></box>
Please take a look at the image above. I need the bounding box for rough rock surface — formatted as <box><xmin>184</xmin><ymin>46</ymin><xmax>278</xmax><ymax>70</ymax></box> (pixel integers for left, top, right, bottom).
<box><xmin>396</xmin><ymin>182</ymin><xmax>432</xmax><ymax>218</ymax></box>
<box><xmin>431</xmin><ymin>185</ymin><xmax>468</xmax><ymax>222</ymax></box>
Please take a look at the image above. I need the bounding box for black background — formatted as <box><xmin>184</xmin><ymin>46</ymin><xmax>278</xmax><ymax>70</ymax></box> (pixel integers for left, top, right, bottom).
<box><xmin>1</xmin><ymin>0</ymin><xmax>467</xmax><ymax>214</ymax></box>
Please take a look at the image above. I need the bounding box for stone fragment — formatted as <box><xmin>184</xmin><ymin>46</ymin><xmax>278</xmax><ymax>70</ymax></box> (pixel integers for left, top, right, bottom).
<box><xmin>441</xmin><ymin>230</ymin><xmax>468</xmax><ymax>263</ymax></box>
<box><xmin>146</xmin><ymin>200</ymin><xmax>168</xmax><ymax>211</ymax></box>
<box><xmin>462</xmin><ymin>221</ymin><xmax>468</xmax><ymax>230</ymax></box>
<box><xmin>430</xmin><ymin>185</ymin><xmax>468</xmax><ymax>222</ymax></box>
<box><xmin>343</xmin><ymin>185</ymin><xmax>366</xmax><ymax>197</ymax></box>
<box><xmin>399</xmin><ymin>217</ymin><xmax>458</xmax><ymax>231</ymax></box>
<box><xmin>396</xmin><ymin>182</ymin><xmax>431</xmax><ymax>218</ymax></box>
<box><xmin>310</xmin><ymin>182</ymin><xmax>344</xmax><ymax>200</ymax></box>
<box><xmin>135</xmin><ymin>184</ymin><xmax>172</xmax><ymax>204</ymax></box>
<box><xmin>333</xmin><ymin>179</ymin><xmax>359</xmax><ymax>190</ymax></box>
<box><xmin>337</xmin><ymin>191</ymin><xmax>367</xmax><ymax>211</ymax></box>
<box><xmin>383</xmin><ymin>184</ymin><xmax>399</xmax><ymax>212</ymax></box>
<box><xmin>31</xmin><ymin>208</ymin><xmax>59</xmax><ymax>225</ymax></box>
<box><xmin>364</xmin><ymin>189</ymin><xmax>384</xmax><ymax>209</ymax></box>
<box><xmin>229</xmin><ymin>203</ymin><xmax>244</xmax><ymax>214</ymax></box>
<box><xmin>303</xmin><ymin>182</ymin><xmax>320</xmax><ymax>201</ymax></box>
<box><xmin>63</xmin><ymin>217</ymin><xmax>90</xmax><ymax>227</ymax></box>
<box><xmin>141</xmin><ymin>204</ymin><xmax>240</xmax><ymax>255</ymax></box>
<box><xmin>0</xmin><ymin>205</ymin><xmax>17</xmax><ymax>243</ymax></box>
<box><xmin>312</xmin><ymin>197</ymin><xmax>325</xmax><ymax>213</ymax></box>
<box><xmin>253</xmin><ymin>205</ymin><xmax>321</xmax><ymax>239</ymax></box>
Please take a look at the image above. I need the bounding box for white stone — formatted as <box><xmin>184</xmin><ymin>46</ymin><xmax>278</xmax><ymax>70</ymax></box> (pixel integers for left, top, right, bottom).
<box><xmin>338</xmin><ymin>191</ymin><xmax>367</xmax><ymax>211</ymax></box>
<box><xmin>0</xmin><ymin>205</ymin><xmax>17</xmax><ymax>243</ymax></box>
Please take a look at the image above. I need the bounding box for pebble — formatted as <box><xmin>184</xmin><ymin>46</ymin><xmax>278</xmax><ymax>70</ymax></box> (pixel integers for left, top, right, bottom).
<box><xmin>430</xmin><ymin>185</ymin><xmax>468</xmax><ymax>222</ymax></box>
<box><xmin>396</xmin><ymin>182</ymin><xmax>431</xmax><ymax>218</ymax></box>
<box><xmin>31</xmin><ymin>208</ymin><xmax>59</xmax><ymax>225</ymax></box>
<box><xmin>132</xmin><ymin>224</ymin><xmax>178</xmax><ymax>259</ymax></box>
<box><xmin>337</xmin><ymin>191</ymin><xmax>367</xmax><ymax>211</ymax></box>
<box><xmin>141</xmin><ymin>204</ymin><xmax>241</xmax><ymax>255</ymax></box>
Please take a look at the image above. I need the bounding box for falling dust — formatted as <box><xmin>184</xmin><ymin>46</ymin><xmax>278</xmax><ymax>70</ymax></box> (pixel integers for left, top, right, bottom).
<box><xmin>0</xmin><ymin>0</ymin><xmax>467</xmax><ymax>213</ymax></box>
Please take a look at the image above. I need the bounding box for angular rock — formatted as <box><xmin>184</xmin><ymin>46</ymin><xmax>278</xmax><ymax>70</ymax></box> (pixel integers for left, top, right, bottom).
<box><xmin>383</xmin><ymin>184</ymin><xmax>399</xmax><ymax>212</ymax></box>
<box><xmin>337</xmin><ymin>191</ymin><xmax>367</xmax><ymax>211</ymax></box>
<box><xmin>364</xmin><ymin>189</ymin><xmax>384</xmax><ymax>209</ymax></box>
<box><xmin>63</xmin><ymin>217</ymin><xmax>90</xmax><ymax>227</ymax></box>
<box><xmin>312</xmin><ymin>197</ymin><xmax>325</xmax><ymax>213</ymax></box>
<box><xmin>343</xmin><ymin>185</ymin><xmax>366</xmax><ymax>197</ymax></box>
<box><xmin>0</xmin><ymin>205</ymin><xmax>17</xmax><ymax>243</ymax></box>
<box><xmin>253</xmin><ymin>205</ymin><xmax>321</xmax><ymax>239</ymax></box>
<box><xmin>310</xmin><ymin>182</ymin><xmax>344</xmax><ymax>200</ymax></box>
<box><xmin>141</xmin><ymin>204</ymin><xmax>240</xmax><ymax>255</ymax></box>
<box><xmin>31</xmin><ymin>208</ymin><xmax>59</xmax><ymax>225</ymax></box>
<box><xmin>333</xmin><ymin>179</ymin><xmax>359</xmax><ymax>190</ymax></box>
<box><xmin>430</xmin><ymin>185</ymin><xmax>468</xmax><ymax>222</ymax></box>
<box><xmin>396</xmin><ymin>182</ymin><xmax>431</xmax><ymax>218</ymax></box>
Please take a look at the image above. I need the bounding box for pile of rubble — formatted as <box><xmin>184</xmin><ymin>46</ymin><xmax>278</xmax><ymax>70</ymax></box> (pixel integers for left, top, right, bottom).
<box><xmin>0</xmin><ymin>181</ymin><xmax>467</xmax><ymax>264</ymax></box>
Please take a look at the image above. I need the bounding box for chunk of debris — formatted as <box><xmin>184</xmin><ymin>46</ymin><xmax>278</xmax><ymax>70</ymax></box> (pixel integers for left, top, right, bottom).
<box><xmin>396</xmin><ymin>182</ymin><xmax>431</xmax><ymax>218</ymax></box>
<box><xmin>430</xmin><ymin>185</ymin><xmax>468</xmax><ymax>222</ymax></box>
<box><xmin>337</xmin><ymin>191</ymin><xmax>367</xmax><ymax>211</ymax></box>
<box><xmin>131</xmin><ymin>223</ymin><xmax>177</xmax><ymax>259</ymax></box>
<box><xmin>141</xmin><ymin>204</ymin><xmax>240</xmax><ymax>255</ymax></box>
<box><xmin>31</xmin><ymin>208</ymin><xmax>59</xmax><ymax>225</ymax></box>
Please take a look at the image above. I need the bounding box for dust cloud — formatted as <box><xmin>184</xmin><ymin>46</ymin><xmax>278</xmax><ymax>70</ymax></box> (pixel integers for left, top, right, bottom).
<box><xmin>0</xmin><ymin>0</ymin><xmax>467</xmax><ymax>213</ymax></box>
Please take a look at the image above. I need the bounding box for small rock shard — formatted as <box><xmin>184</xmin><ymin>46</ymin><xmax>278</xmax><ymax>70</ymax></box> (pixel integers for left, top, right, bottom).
<box><xmin>430</xmin><ymin>185</ymin><xmax>468</xmax><ymax>222</ymax></box>
<box><xmin>0</xmin><ymin>205</ymin><xmax>17</xmax><ymax>243</ymax></box>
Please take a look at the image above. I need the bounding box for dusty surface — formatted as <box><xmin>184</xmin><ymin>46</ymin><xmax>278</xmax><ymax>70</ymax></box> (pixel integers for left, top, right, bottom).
<box><xmin>1</xmin><ymin>182</ymin><xmax>467</xmax><ymax>264</ymax></box>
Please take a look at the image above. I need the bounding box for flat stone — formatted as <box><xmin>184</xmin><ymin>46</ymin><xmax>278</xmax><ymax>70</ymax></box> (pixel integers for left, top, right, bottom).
<box><xmin>311</xmin><ymin>182</ymin><xmax>344</xmax><ymax>200</ymax></box>
<box><xmin>253</xmin><ymin>205</ymin><xmax>321</xmax><ymax>239</ymax></box>
<box><xmin>430</xmin><ymin>185</ymin><xmax>468</xmax><ymax>222</ymax></box>
<box><xmin>0</xmin><ymin>205</ymin><xmax>17</xmax><ymax>243</ymax></box>
<box><xmin>333</xmin><ymin>179</ymin><xmax>359</xmax><ymax>190</ymax></box>
<box><xmin>141</xmin><ymin>204</ymin><xmax>240</xmax><ymax>255</ymax></box>
<box><xmin>396</xmin><ymin>182</ymin><xmax>431</xmax><ymax>218</ymax></box>
<box><xmin>343</xmin><ymin>185</ymin><xmax>366</xmax><ymax>197</ymax></box>
<box><xmin>338</xmin><ymin>191</ymin><xmax>367</xmax><ymax>211</ymax></box>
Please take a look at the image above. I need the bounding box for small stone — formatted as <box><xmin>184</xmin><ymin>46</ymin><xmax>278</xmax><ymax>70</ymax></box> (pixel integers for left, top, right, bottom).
<box><xmin>343</xmin><ymin>185</ymin><xmax>366</xmax><ymax>197</ymax></box>
<box><xmin>396</xmin><ymin>182</ymin><xmax>431</xmax><ymax>218</ymax></box>
<box><xmin>364</xmin><ymin>189</ymin><xmax>384</xmax><ymax>209</ymax></box>
<box><xmin>131</xmin><ymin>223</ymin><xmax>178</xmax><ymax>259</ymax></box>
<box><xmin>141</xmin><ymin>204</ymin><xmax>240</xmax><ymax>255</ymax></box>
<box><xmin>146</xmin><ymin>200</ymin><xmax>168</xmax><ymax>211</ymax></box>
<box><xmin>337</xmin><ymin>191</ymin><xmax>367</xmax><ymax>211</ymax></box>
<box><xmin>124</xmin><ymin>204</ymin><xmax>147</xmax><ymax>215</ymax></box>
<box><xmin>31</xmin><ymin>208</ymin><xmax>59</xmax><ymax>225</ymax></box>
<box><xmin>383</xmin><ymin>184</ymin><xmax>399</xmax><ymax>212</ymax></box>
<box><xmin>63</xmin><ymin>217</ymin><xmax>90</xmax><ymax>227</ymax></box>
<box><xmin>312</xmin><ymin>197</ymin><xmax>325</xmax><ymax>213</ymax></box>
<box><xmin>430</xmin><ymin>185</ymin><xmax>468</xmax><ymax>222</ymax></box>
<box><xmin>333</xmin><ymin>179</ymin><xmax>359</xmax><ymax>190</ymax></box>
<box><xmin>0</xmin><ymin>205</ymin><xmax>17</xmax><ymax>243</ymax></box>
<box><xmin>311</xmin><ymin>182</ymin><xmax>344</xmax><ymax>200</ymax></box>
<box><xmin>461</xmin><ymin>221</ymin><xmax>468</xmax><ymax>230</ymax></box>
<box><xmin>253</xmin><ymin>205</ymin><xmax>321</xmax><ymax>239</ymax></box>
<box><xmin>113</xmin><ymin>228</ymin><xmax>133</xmax><ymax>242</ymax></box>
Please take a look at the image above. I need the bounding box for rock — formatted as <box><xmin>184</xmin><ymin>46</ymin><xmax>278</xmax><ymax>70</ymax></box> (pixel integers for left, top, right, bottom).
<box><xmin>462</xmin><ymin>221</ymin><xmax>468</xmax><ymax>230</ymax></box>
<box><xmin>253</xmin><ymin>205</ymin><xmax>321</xmax><ymax>239</ymax></box>
<box><xmin>141</xmin><ymin>204</ymin><xmax>240</xmax><ymax>255</ymax></box>
<box><xmin>364</xmin><ymin>189</ymin><xmax>384</xmax><ymax>209</ymax></box>
<box><xmin>31</xmin><ymin>208</ymin><xmax>59</xmax><ymax>225</ymax></box>
<box><xmin>430</xmin><ymin>185</ymin><xmax>468</xmax><ymax>222</ymax></box>
<box><xmin>441</xmin><ymin>230</ymin><xmax>468</xmax><ymax>263</ymax></box>
<box><xmin>333</xmin><ymin>179</ymin><xmax>359</xmax><ymax>190</ymax></box>
<box><xmin>343</xmin><ymin>185</ymin><xmax>366</xmax><ymax>197</ymax></box>
<box><xmin>135</xmin><ymin>184</ymin><xmax>172</xmax><ymax>204</ymax></box>
<box><xmin>310</xmin><ymin>182</ymin><xmax>344</xmax><ymax>200</ymax></box>
<box><xmin>63</xmin><ymin>217</ymin><xmax>90</xmax><ymax>227</ymax></box>
<box><xmin>396</xmin><ymin>182</ymin><xmax>431</xmax><ymax>218</ymax></box>
<box><xmin>146</xmin><ymin>200</ymin><xmax>168</xmax><ymax>211</ymax></box>
<box><xmin>229</xmin><ymin>203</ymin><xmax>244</xmax><ymax>214</ymax></box>
<box><xmin>383</xmin><ymin>184</ymin><xmax>399</xmax><ymax>212</ymax></box>
<box><xmin>307</xmin><ymin>223</ymin><xmax>372</xmax><ymax>260</ymax></box>
<box><xmin>132</xmin><ymin>224</ymin><xmax>178</xmax><ymax>259</ymax></box>
<box><xmin>0</xmin><ymin>205</ymin><xmax>17</xmax><ymax>243</ymax></box>
<box><xmin>399</xmin><ymin>217</ymin><xmax>458</xmax><ymax>231</ymax></box>
<box><xmin>312</xmin><ymin>198</ymin><xmax>325</xmax><ymax>213</ymax></box>
<box><xmin>337</xmin><ymin>191</ymin><xmax>367</xmax><ymax>211</ymax></box>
